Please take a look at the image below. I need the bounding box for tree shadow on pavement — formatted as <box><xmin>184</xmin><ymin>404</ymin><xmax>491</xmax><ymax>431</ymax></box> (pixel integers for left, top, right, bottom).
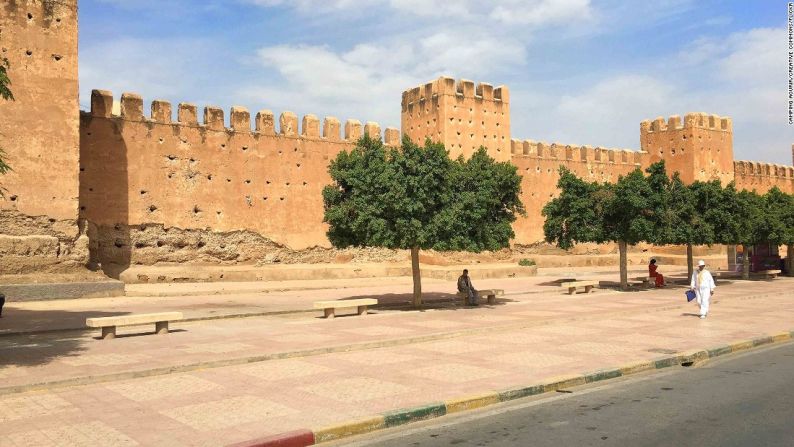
<box><xmin>339</xmin><ymin>292</ymin><xmax>516</xmax><ymax>312</ymax></box>
<box><xmin>0</xmin><ymin>308</ymin><xmax>131</xmax><ymax>368</ymax></box>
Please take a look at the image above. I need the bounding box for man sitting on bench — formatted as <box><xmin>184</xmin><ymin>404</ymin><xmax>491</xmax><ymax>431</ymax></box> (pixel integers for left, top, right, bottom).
<box><xmin>457</xmin><ymin>269</ymin><xmax>478</xmax><ymax>306</ymax></box>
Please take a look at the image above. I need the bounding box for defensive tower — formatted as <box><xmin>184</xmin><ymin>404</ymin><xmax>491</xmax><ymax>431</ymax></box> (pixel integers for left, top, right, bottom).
<box><xmin>401</xmin><ymin>77</ymin><xmax>511</xmax><ymax>161</ymax></box>
<box><xmin>640</xmin><ymin>113</ymin><xmax>734</xmax><ymax>185</ymax></box>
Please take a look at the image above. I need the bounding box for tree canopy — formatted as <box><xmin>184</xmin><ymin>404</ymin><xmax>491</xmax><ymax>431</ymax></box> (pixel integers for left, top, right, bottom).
<box><xmin>544</xmin><ymin>160</ymin><xmax>794</xmax><ymax>286</ymax></box>
<box><xmin>323</xmin><ymin>135</ymin><xmax>525</xmax><ymax>305</ymax></box>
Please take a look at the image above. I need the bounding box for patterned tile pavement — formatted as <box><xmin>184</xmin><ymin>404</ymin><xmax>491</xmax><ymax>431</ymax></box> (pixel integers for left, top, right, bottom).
<box><xmin>0</xmin><ymin>275</ymin><xmax>792</xmax><ymax>446</ymax></box>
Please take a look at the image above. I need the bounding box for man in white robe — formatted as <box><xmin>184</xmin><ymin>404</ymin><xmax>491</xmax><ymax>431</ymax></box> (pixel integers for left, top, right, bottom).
<box><xmin>691</xmin><ymin>260</ymin><xmax>716</xmax><ymax>319</ymax></box>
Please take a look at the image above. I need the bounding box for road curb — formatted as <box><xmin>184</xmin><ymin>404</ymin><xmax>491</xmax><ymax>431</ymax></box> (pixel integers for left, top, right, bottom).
<box><xmin>228</xmin><ymin>330</ymin><xmax>794</xmax><ymax>446</ymax></box>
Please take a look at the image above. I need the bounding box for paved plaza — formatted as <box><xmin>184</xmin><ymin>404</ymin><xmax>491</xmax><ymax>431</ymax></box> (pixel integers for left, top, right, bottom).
<box><xmin>1</xmin><ymin>269</ymin><xmax>793</xmax><ymax>446</ymax></box>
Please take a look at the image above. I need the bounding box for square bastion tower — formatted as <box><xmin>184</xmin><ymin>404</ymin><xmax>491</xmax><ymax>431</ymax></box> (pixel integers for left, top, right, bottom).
<box><xmin>641</xmin><ymin>113</ymin><xmax>734</xmax><ymax>185</ymax></box>
<box><xmin>401</xmin><ymin>77</ymin><xmax>511</xmax><ymax>162</ymax></box>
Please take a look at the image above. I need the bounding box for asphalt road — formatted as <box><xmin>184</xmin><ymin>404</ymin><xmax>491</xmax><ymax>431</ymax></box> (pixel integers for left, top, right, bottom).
<box><xmin>347</xmin><ymin>342</ymin><xmax>794</xmax><ymax>447</ymax></box>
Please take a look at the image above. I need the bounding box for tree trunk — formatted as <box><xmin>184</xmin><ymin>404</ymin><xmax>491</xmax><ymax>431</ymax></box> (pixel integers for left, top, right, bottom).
<box><xmin>742</xmin><ymin>244</ymin><xmax>750</xmax><ymax>280</ymax></box>
<box><xmin>619</xmin><ymin>240</ymin><xmax>628</xmax><ymax>290</ymax></box>
<box><xmin>411</xmin><ymin>246</ymin><xmax>422</xmax><ymax>307</ymax></box>
<box><xmin>787</xmin><ymin>244</ymin><xmax>793</xmax><ymax>277</ymax></box>
<box><xmin>686</xmin><ymin>243</ymin><xmax>694</xmax><ymax>281</ymax></box>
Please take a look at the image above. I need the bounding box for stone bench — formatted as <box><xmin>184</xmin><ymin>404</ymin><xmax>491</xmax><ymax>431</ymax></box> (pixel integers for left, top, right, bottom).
<box><xmin>756</xmin><ymin>269</ymin><xmax>781</xmax><ymax>279</ymax></box>
<box><xmin>313</xmin><ymin>298</ymin><xmax>377</xmax><ymax>318</ymax></box>
<box><xmin>632</xmin><ymin>276</ymin><xmax>654</xmax><ymax>287</ymax></box>
<box><xmin>86</xmin><ymin>312</ymin><xmax>183</xmax><ymax>339</ymax></box>
<box><xmin>560</xmin><ymin>280</ymin><xmax>599</xmax><ymax>295</ymax></box>
<box><xmin>456</xmin><ymin>289</ymin><xmax>504</xmax><ymax>305</ymax></box>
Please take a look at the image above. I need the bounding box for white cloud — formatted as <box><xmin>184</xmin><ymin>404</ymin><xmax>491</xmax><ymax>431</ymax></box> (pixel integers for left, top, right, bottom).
<box><xmin>247</xmin><ymin>0</ymin><xmax>592</xmax><ymax>25</ymax></box>
<box><xmin>237</xmin><ymin>29</ymin><xmax>526</xmax><ymax>128</ymax></box>
<box><xmin>549</xmin><ymin>75</ymin><xmax>679</xmax><ymax>148</ymax></box>
<box><xmin>490</xmin><ymin>0</ymin><xmax>592</xmax><ymax>25</ymax></box>
<box><xmin>512</xmin><ymin>26</ymin><xmax>793</xmax><ymax>164</ymax></box>
<box><xmin>79</xmin><ymin>37</ymin><xmax>221</xmax><ymax>111</ymax></box>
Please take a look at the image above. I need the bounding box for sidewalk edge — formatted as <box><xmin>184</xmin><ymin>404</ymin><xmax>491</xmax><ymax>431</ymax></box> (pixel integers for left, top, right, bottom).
<box><xmin>229</xmin><ymin>330</ymin><xmax>794</xmax><ymax>446</ymax></box>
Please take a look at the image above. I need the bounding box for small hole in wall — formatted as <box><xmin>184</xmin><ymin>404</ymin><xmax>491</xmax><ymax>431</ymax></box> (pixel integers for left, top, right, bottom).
<box><xmin>216</xmin><ymin>211</ymin><xmax>222</xmax><ymax>215</ymax></box>
<box><xmin>302</xmin><ymin>181</ymin><xmax>307</xmax><ymax>186</ymax></box>
<box><xmin>80</xmin><ymin>205</ymin><xmax>85</xmax><ymax>211</ymax></box>
<box><xmin>226</xmin><ymin>178</ymin><xmax>231</xmax><ymax>183</ymax></box>
<box><xmin>245</xmin><ymin>179</ymin><xmax>251</xmax><ymax>184</ymax></box>
<box><xmin>134</xmin><ymin>242</ymin><xmax>145</xmax><ymax>249</ymax></box>
<box><xmin>114</xmin><ymin>240</ymin><xmax>124</xmax><ymax>248</ymax></box>
<box><xmin>56</xmin><ymin>18</ymin><xmax>61</xmax><ymax>23</ymax></box>
<box><xmin>296</xmin><ymin>163</ymin><xmax>301</xmax><ymax>168</ymax></box>
<box><xmin>25</xmin><ymin>50</ymin><xmax>32</xmax><ymax>56</ymax></box>
<box><xmin>193</xmin><ymin>205</ymin><xmax>201</xmax><ymax>214</ymax></box>
<box><xmin>80</xmin><ymin>167</ymin><xmax>85</xmax><ymax>172</ymax></box>
<box><xmin>159</xmin><ymin>138</ymin><xmax>164</xmax><ymax>143</ymax></box>
<box><xmin>266</xmin><ymin>180</ymin><xmax>271</xmax><ymax>185</ymax></box>
<box><xmin>167</xmin><ymin>173</ymin><xmax>173</xmax><ymax>179</ymax></box>
<box><xmin>207</xmin><ymin>174</ymin><xmax>212</xmax><ymax>180</ymax></box>
<box><xmin>221</xmin><ymin>144</ymin><xmax>226</xmax><ymax>149</ymax></box>
<box><xmin>263</xmin><ymin>196</ymin><xmax>268</xmax><ymax>201</ymax></box>
<box><xmin>280</xmin><ymin>197</ymin><xmax>285</xmax><ymax>201</ymax></box>
<box><xmin>52</xmin><ymin>54</ymin><xmax>62</xmax><ymax>61</ymax></box>
<box><xmin>197</xmin><ymin>241</ymin><xmax>206</xmax><ymax>248</ymax></box>
<box><xmin>157</xmin><ymin>241</ymin><xmax>164</xmax><ymax>247</ymax></box>
<box><xmin>149</xmin><ymin>205</ymin><xmax>157</xmax><ymax>212</ymax></box>
<box><xmin>10</xmin><ymin>195</ymin><xmax>17</xmax><ymax>201</ymax></box>
<box><xmin>285</xmin><ymin>182</ymin><xmax>290</xmax><ymax>186</ymax></box>
<box><xmin>242</xmin><ymin>146</ymin><xmax>248</xmax><ymax>151</ymax></box>
<box><xmin>140</xmin><ymin>190</ymin><xmax>147</xmax><ymax>195</ymax></box>
<box><xmin>27</xmin><ymin>12</ymin><xmax>33</xmax><ymax>19</ymax></box>
<box><xmin>88</xmin><ymin>188</ymin><xmax>93</xmax><ymax>192</ymax></box>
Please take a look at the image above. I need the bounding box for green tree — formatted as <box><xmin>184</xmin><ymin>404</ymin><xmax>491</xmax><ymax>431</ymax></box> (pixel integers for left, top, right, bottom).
<box><xmin>544</xmin><ymin>165</ymin><xmax>659</xmax><ymax>290</ymax></box>
<box><xmin>323</xmin><ymin>135</ymin><xmax>524</xmax><ymax>306</ymax></box>
<box><xmin>762</xmin><ymin>187</ymin><xmax>794</xmax><ymax>276</ymax></box>
<box><xmin>714</xmin><ymin>185</ymin><xmax>765</xmax><ymax>279</ymax></box>
<box><xmin>601</xmin><ymin>168</ymin><xmax>657</xmax><ymax>289</ymax></box>
<box><xmin>542</xmin><ymin>167</ymin><xmax>603</xmax><ymax>250</ymax></box>
<box><xmin>645</xmin><ymin>162</ymin><xmax>704</xmax><ymax>278</ymax></box>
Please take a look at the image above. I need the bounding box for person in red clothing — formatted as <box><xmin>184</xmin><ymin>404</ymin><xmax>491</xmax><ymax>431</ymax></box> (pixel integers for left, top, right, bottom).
<box><xmin>649</xmin><ymin>258</ymin><xmax>665</xmax><ymax>287</ymax></box>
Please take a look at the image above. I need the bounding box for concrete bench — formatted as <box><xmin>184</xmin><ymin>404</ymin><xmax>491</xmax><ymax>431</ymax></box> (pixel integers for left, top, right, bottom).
<box><xmin>86</xmin><ymin>312</ymin><xmax>183</xmax><ymax>339</ymax></box>
<box><xmin>560</xmin><ymin>280</ymin><xmax>599</xmax><ymax>295</ymax></box>
<box><xmin>314</xmin><ymin>298</ymin><xmax>377</xmax><ymax>318</ymax></box>
<box><xmin>756</xmin><ymin>269</ymin><xmax>782</xmax><ymax>279</ymax></box>
<box><xmin>632</xmin><ymin>276</ymin><xmax>654</xmax><ymax>287</ymax></box>
<box><xmin>456</xmin><ymin>289</ymin><xmax>504</xmax><ymax>305</ymax></box>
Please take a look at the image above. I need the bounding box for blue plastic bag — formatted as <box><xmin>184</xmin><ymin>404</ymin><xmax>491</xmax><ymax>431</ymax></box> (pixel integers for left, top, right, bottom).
<box><xmin>685</xmin><ymin>290</ymin><xmax>697</xmax><ymax>302</ymax></box>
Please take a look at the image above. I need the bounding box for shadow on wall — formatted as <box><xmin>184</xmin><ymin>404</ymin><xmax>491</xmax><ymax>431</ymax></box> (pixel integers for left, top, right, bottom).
<box><xmin>80</xmin><ymin>107</ymin><xmax>131</xmax><ymax>279</ymax></box>
<box><xmin>0</xmin><ymin>308</ymin><xmax>131</xmax><ymax>368</ymax></box>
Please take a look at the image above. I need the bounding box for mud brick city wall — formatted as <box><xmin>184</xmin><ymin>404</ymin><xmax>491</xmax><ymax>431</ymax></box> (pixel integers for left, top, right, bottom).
<box><xmin>3</xmin><ymin>0</ymin><xmax>794</xmax><ymax>276</ymax></box>
<box><xmin>79</xmin><ymin>90</ymin><xmax>399</xmax><ymax>273</ymax></box>
<box><xmin>0</xmin><ymin>0</ymin><xmax>88</xmax><ymax>274</ymax></box>
<box><xmin>733</xmin><ymin>161</ymin><xmax>794</xmax><ymax>194</ymax></box>
<box><xmin>508</xmin><ymin>141</ymin><xmax>646</xmax><ymax>245</ymax></box>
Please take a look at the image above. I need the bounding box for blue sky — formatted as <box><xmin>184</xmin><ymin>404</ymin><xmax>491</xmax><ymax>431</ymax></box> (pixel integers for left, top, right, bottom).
<box><xmin>79</xmin><ymin>0</ymin><xmax>791</xmax><ymax>164</ymax></box>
